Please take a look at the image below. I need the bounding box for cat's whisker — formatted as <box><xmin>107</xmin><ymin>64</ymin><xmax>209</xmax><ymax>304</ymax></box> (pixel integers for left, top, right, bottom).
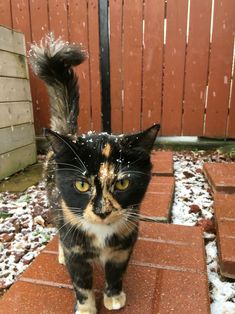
<box><xmin>46</xmin><ymin>168</ymin><xmax>86</xmax><ymax>178</ymax></box>
<box><xmin>50</xmin><ymin>132</ymin><xmax>88</xmax><ymax>173</ymax></box>
<box><xmin>46</xmin><ymin>161</ymin><xmax>85</xmax><ymax>172</ymax></box>
<box><xmin>119</xmin><ymin>156</ymin><xmax>145</xmax><ymax>172</ymax></box>
<box><xmin>119</xmin><ymin>219</ymin><xmax>137</xmax><ymax>236</ymax></box>
<box><xmin>60</xmin><ymin>217</ymin><xmax>84</xmax><ymax>243</ymax></box>
<box><xmin>119</xmin><ymin>170</ymin><xmax>151</xmax><ymax>177</ymax></box>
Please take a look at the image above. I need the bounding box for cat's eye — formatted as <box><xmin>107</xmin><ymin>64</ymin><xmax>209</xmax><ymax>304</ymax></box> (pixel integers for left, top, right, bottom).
<box><xmin>75</xmin><ymin>180</ymin><xmax>90</xmax><ymax>192</ymax></box>
<box><xmin>115</xmin><ymin>179</ymin><xmax>130</xmax><ymax>191</ymax></box>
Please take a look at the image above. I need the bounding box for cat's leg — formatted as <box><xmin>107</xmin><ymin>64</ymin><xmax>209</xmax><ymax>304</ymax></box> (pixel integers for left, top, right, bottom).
<box><xmin>103</xmin><ymin>260</ymin><xmax>129</xmax><ymax>310</ymax></box>
<box><xmin>58</xmin><ymin>240</ymin><xmax>65</xmax><ymax>265</ymax></box>
<box><xmin>65</xmin><ymin>253</ymin><xmax>96</xmax><ymax>314</ymax></box>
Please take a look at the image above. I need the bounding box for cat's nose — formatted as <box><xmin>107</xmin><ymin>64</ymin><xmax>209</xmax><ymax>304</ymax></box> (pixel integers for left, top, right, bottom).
<box><xmin>95</xmin><ymin>211</ymin><xmax>111</xmax><ymax>219</ymax></box>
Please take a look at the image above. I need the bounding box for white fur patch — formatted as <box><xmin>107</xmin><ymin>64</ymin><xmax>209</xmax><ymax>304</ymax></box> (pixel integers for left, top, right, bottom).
<box><xmin>81</xmin><ymin>219</ymin><xmax>124</xmax><ymax>248</ymax></box>
<box><xmin>103</xmin><ymin>291</ymin><xmax>126</xmax><ymax>310</ymax></box>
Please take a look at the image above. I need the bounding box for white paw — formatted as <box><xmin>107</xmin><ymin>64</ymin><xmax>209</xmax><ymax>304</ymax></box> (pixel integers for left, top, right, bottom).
<box><xmin>74</xmin><ymin>306</ymin><xmax>97</xmax><ymax>314</ymax></box>
<box><xmin>58</xmin><ymin>241</ymin><xmax>66</xmax><ymax>265</ymax></box>
<box><xmin>103</xmin><ymin>291</ymin><xmax>126</xmax><ymax>310</ymax></box>
<box><xmin>58</xmin><ymin>253</ymin><xmax>65</xmax><ymax>265</ymax></box>
<box><xmin>74</xmin><ymin>294</ymin><xmax>97</xmax><ymax>314</ymax></box>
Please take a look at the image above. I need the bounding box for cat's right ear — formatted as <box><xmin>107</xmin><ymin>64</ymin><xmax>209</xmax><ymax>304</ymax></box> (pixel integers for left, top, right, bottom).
<box><xmin>44</xmin><ymin>128</ymin><xmax>71</xmax><ymax>155</ymax></box>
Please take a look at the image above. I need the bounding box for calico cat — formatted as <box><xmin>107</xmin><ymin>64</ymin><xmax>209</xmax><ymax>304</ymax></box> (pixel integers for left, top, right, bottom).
<box><xmin>29</xmin><ymin>34</ymin><xmax>160</xmax><ymax>314</ymax></box>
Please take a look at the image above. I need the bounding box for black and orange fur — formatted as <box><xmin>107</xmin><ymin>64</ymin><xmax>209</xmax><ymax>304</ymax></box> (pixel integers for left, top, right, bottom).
<box><xmin>30</xmin><ymin>34</ymin><xmax>160</xmax><ymax>314</ymax></box>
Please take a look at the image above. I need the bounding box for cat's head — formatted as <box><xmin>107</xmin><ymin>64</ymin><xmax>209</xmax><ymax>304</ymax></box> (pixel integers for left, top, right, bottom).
<box><xmin>45</xmin><ymin>124</ymin><xmax>160</xmax><ymax>227</ymax></box>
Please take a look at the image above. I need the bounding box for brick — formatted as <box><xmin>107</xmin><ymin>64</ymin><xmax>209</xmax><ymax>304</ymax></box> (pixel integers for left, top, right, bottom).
<box><xmin>151</xmin><ymin>151</ymin><xmax>174</xmax><ymax>176</ymax></box>
<box><xmin>0</xmin><ymin>281</ymin><xmax>74</xmax><ymax>314</ymax></box>
<box><xmin>152</xmin><ymin>269</ymin><xmax>210</xmax><ymax>314</ymax></box>
<box><xmin>98</xmin><ymin>265</ymin><xmax>157</xmax><ymax>313</ymax></box>
<box><xmin>218</xmin><ymin>237</ymin><xmax>235</xmax><ymax>279</ymax></box>
<box><xmin>213</xmin><ymin>193</ymin><xmax>235</xmax><ymax>278</ymax></box>
<box><xmin>218</xmin><ymin>219</ymin><xmax>235</xmax><ymax>236</ymax></box>
<box><xmin>203</xmin><ymin>163</ymin><xmax>235</xmax><ymax>193</ymax></box>
<box><xmin>43</xmin><ymin>234</ymin><xmax>58</xmax><ymax>252</ymax></box>
<box><xmin>132</xmin><ymin>238</ymin><xmax>206</xmax><ymax>273</ymax></box>
<box><xmin>139</xmin><ymin>221</ymin><xmax>203</xmax><ymax>244</ymax></box>
<box><xmin>19</xmin><ymin>252</ymin><xmax>72</xmax><ymax>287</ymax></box>
<box><xmin>25</xmin><ymin>241</ymin><xmax>104</xmax><ymax>291</ymax></box>
<box><xmin>140</xmin><ymin>192</ymin><xmax>173</xmax><ymax>222</ymax></box>
<box><xmin>214</xmin><ymin>194</ymin><xmax>235</xmax><ymax>279</ymax></box>
<box><xmin>0</xmin><ymin>223</ymin><xmax>210</xmax><ymax>314</ymax></box>
<box><xmin>99</xmin><ymin>268</ymin><xmax>210</xmax><ymax>314</ymax></box>
<box><xmin>214</xmin><ymin>193</ymin><xmax>235</xmax><ymax>219</ymax></box>
<box><xmin>147</xmin><ymin>176</ymin><xmax>175</xmax><ymax>193</ymax></box>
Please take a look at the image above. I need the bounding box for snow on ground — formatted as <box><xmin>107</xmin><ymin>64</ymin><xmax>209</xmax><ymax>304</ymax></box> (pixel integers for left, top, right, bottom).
<box><xmin>173</xmin><ymin>151</ymin><xmax>235</xmax><ymax>314</ymax></box>
<box><xmin>0</xmin><ymin>151</ymin><xmax>234</xmax><ymax>313</ymax></box>
<box><xmin>0</xmin><ymin>181</ymin><xmax>56</xmax><ymax>292</ymax></box>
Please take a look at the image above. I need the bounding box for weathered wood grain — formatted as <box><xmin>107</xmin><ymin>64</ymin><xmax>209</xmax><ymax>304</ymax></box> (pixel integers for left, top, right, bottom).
<box><xmin>0</xmin><ymin>124</ymin><xmax>35</xmax><ymax>155</ymax></box>
<box><xmin>0</xmin><ymin>51</ymin><xmax>28</xmax><ymax>78</ymax></box>
<box><xmin>0</xmin><ymin>26</ymin><xmax>26</xmax><ymax>55</ymax></box>
<box><xmin>0</xmin><ymin>77</ymin><xmax>31</xmax><ymax>102</ymax></box>
<box><xmin>0</xmin><ymin>102</ymin><xmax>33</xmax><ymax>128</ymax></box>
<box><xmin>0</xmin><ymin>143</ymin><xmax>37</xmax><ymax>180</ymax></box>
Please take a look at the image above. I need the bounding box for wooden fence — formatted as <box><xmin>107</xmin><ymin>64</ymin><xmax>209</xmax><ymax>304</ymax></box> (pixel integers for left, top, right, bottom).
<box><xmin>0</xmin><ymin>26</ymin><xmax>36</xmax><ymax>180</ymax></box>
<box><xmin>0</xmin><ymin>0</ymin><xmax>235</xmax><ymax>138</ymax></box>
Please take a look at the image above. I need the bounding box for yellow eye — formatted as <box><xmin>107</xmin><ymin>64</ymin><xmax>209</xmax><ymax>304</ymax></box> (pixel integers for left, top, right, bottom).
<box><xmin>115</xmin><ymin>179</ymin><xmax>130</xmax><ymax>191</ymax></box>
<box><xmin>75</xmin><ymin>181</ymin><xmax>90</xmax><ymax>192</ymax></box>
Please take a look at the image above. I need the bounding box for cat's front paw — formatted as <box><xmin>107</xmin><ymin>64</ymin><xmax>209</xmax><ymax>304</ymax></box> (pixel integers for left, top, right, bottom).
<box><xmin>74</xmin><ymin>299</ymin><xmax>97</xmax><ymax>314</ymax></box>
<box><xmin>58</xmin><ymin>241</ymin><xmax>66</xmax><ymax>265</ymax></box>
<box><xmin>103</xmin><ymin>291</ymin><xmax>126</xmax><ymax>310</ymax></box>
<box><xmin>74</xmin><ymin>304</ymin><xmax>97</xmax><ymax>314</ymax></box>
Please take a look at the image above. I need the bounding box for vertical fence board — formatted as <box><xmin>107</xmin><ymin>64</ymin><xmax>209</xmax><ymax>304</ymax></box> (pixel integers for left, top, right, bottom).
<box><xmin>110</xmin><ymin>0</ymin><xmax>123</xmax><ymax>134</ymax></box>
<box><xmin>182</xmin><ymin>0</ymin><xmax>211</xmax><ymax>136</ymax></box>
<box><xmin>29</xmin><ymin>0</ymin><xmax>49</xmax><ymax>42</ymax></box>
<box><xmin>142</xmin><ymin>0</ymin><xmax>164</xmax><ymax>130</ymax></box>
<box><xmin>227</xmin><ymin>81</ymin><xmax>235</xmax><ymax>137</ymax></box>
<box><xmin>162</xmin><ymin>0</ymin><xmax>188</xmax><ymax>135</ymax></box>
<box><xmin>205</xmin><ymin>0</ymin><xmax>235</xmax><ymax>137</ymax></box>
<box><xmin>122</xmin><ymin>0</ymin><xmax>143</xmax><ymax>133</ymax></box>
<box><xmin>11</xmin><ymin>0</ymin><xmax>31</xmax><ymax>46</ymax></box>
<box><xmin>29</xmin><ymin>0</ymin><xmax>50</xmax><ymax>135</ymax></box>
<box><xmin>68</xmin><ymin>0</ymin><xmax>91</xmax><ymax>134</ymax></box>
<box><xmin>0</xmin><ymin>0</ymin><xmax>12</xmax><ymax>28</ymax></box>
<box><xmin>0</xmin><ymin>0</ymin><xmax>234</xmax><ymax>138</ymax></box>
<box><xmin>48</xmin><ymin>0</ymin><xmax>68</xmax><ymax>40</ymax></box>
<box><xmin>88</xmin><ymin>0</ymin><xmax>101</xmax><ymax>132</ymax></box>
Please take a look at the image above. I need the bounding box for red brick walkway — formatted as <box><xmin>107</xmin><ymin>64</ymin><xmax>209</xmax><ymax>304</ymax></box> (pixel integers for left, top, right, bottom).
<box><xmin>204</xmin><ymin>163</ymin><xmax>235</xmax><ymax>279</ymax></box>
<box><xmin>0</xmin><ymin>151</ymin><xmax>211</xmax><ymax>313</ymax></box>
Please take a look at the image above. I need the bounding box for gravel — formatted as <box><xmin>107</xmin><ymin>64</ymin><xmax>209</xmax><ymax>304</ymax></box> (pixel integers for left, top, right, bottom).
<box><xmin>0</xmin><ymin>150</ymin><xmax>234</xmax><ymax>313</ymax></box>
<box><xmin>172</xmin><ymin>151</ymin><xmax>235</xmax><ymax>314</ymax></box>
<box><xmin>0</xmin><ymin>181</ymin><xmax>56</xmax><ymax>293</ymax></box>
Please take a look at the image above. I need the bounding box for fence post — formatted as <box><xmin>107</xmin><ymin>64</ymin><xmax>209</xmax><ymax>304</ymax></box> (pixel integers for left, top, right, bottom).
<box><xmin>99</xmin><ymin>0</ymin><xmax>111</xmax><ymax>133</ymax></box>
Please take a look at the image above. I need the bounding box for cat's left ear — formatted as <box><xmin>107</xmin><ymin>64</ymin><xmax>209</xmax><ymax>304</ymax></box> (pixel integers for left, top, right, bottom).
<box><xmin>44</xmin><ymin>128</ymin><xmax>73</xmax><ymax>156</ymax></box>
<box><xmin>122</xmin><ymin>124</ymin><xmax>160</xmax><ymax>153</ymax></box>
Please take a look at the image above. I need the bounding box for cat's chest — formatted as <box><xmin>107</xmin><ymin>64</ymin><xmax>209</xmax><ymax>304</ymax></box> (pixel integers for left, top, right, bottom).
<box><xmin>82</xmin><ymin>221</ymin><xmax>116</xmax><ymax>248</ymax></box>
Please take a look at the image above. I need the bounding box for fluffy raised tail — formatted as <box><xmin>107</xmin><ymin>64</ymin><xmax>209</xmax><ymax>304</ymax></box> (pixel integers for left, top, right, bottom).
<box><xmin>29</xmin><ymin>33</ymin><xmax>87</xmax><ymax>136</ymax></box>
